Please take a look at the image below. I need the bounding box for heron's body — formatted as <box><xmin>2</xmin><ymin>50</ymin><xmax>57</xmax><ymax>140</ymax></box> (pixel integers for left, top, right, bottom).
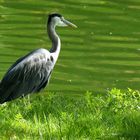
<box><xmin>0</xmin><ymin>13</ymin><xmax>76</xmax><ymax>104</ymax></box>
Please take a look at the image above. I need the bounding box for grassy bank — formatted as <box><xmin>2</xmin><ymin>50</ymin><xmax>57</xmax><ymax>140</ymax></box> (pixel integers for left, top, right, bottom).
<box><xmin>0</xmin><ymin>88</ymin><xmax>140</xmax><ymax>139</ymax></box>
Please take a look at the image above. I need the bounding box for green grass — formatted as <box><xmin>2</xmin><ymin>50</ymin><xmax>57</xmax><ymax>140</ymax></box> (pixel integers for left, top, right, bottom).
<box><xmin>0</xmin><ymin>88</ymin><xmax>139</xmax><ymax>140</ymax></box>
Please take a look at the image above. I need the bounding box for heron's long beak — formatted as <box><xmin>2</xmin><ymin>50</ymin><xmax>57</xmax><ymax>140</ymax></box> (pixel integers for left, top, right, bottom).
<box><xmin>63</xmin><ymin>19</ymin><xmax>77</xmax><ymax>28</ymax></box>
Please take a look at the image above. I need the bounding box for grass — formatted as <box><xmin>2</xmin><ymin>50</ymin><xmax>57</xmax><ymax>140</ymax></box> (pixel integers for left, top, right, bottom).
<box><xmin>0</xmin><ymin>88</ymin><xmax>140</xmax><ymax>140</ymax></box>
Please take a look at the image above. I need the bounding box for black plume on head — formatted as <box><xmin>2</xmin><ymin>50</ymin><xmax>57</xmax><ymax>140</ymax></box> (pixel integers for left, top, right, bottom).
<box><xmin>48</xmin><ymin>13</ymin><xmax>62</xmax><ymax>23</ymax></box>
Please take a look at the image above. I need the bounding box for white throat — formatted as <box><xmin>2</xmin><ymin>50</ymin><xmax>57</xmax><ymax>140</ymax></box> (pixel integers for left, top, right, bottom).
<box><xmin>48</xmin><ymin>23</ymin><xmax>61</xmax><ymax>64</ymax></box>
<box><xmin>51</xmin><ymin>37</ymin><xmax>61</xmax><ymax>64</ymax></box>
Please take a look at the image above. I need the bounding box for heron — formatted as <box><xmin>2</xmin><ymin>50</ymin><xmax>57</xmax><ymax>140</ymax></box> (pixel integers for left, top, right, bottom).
<box><xmin>0</xmin><ymin>13</ymin><xmax>77</xmax><ymax>104</ymax></box>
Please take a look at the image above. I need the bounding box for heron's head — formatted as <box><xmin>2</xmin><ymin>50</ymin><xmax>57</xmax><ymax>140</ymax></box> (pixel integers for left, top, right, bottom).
<box><xmin>48</xmin><ymin>13</ymin><xmax>77</xmax><ymax>28</ymax></box>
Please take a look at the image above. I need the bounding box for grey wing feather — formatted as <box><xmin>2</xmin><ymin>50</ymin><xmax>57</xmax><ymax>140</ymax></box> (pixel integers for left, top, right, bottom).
<box><xmin>0</xmin><ymin>49</ymin><xmax>54</xmax><ymax>103</ymax></box>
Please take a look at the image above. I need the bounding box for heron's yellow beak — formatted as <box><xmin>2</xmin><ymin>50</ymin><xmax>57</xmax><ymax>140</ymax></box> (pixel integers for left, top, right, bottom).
<box><xmin>62</xmin><ymin>18</ymin><xmax>77</xmax><ymax>28</ymax></box>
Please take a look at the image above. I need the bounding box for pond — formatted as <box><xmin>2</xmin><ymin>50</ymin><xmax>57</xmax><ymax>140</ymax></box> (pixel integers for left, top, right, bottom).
<box><xmin>0</xmin><ymin>0</ymin><xmax>140</xmax><ymax>94</ymax></box>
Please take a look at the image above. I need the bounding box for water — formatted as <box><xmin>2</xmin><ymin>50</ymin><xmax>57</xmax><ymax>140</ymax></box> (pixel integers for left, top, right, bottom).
<box><xmin>0</xmin><ymin>0</ymin><xmax>140</xmax><ymax>94</ymax></box>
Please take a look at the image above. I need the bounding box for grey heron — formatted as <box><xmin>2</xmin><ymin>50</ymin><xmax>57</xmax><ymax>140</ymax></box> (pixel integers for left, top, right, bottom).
<box><xmin>0</xmin><ymin>13</ymin><xmax>77</xmax><ymax>104</ymax></box>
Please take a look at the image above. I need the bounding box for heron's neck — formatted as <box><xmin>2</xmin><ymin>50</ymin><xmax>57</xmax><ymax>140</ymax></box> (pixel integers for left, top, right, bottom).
<box><xmin>48</xmin><ymin>24</ymin><xmax>61</xmax><ymax>58</ymax></box>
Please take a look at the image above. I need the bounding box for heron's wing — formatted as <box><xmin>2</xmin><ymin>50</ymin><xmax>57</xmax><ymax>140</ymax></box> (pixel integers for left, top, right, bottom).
<box><xmin>0</xmin><ymin>49</ymin><xmax>54</xmax><ymax>103</ymax></box>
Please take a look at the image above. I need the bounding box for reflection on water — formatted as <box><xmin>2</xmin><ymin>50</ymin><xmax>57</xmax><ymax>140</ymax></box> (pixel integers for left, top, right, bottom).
<box><xmin>0</xmin><ymin>0</ymin><xmax>140</xmax><ymax>94</ymax></box>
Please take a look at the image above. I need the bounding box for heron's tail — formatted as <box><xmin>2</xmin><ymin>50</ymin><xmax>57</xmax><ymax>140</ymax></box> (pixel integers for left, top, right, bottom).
<box><xmin>0</xmin><ymin>81</ymin><xmax>18</xmax><ymax>104</ymax></box>
<box><xmin>0</xmin><ymin>82</ymin><xmax>7</xmax><ymax>104</ymax></box>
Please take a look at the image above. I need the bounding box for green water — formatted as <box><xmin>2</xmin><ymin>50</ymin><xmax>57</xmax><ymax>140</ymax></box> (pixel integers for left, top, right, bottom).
<box><xmin>0</xmin><ymin>0</ymin><xmax>140</xmax><ymax>94</ymax></box>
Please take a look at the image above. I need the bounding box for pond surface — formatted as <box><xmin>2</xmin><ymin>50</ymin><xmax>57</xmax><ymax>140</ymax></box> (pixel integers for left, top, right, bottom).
<box><xmin>0</xmin><ymin>0</ymin><xmax>140</xmax><ymax>94</ymax></box>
